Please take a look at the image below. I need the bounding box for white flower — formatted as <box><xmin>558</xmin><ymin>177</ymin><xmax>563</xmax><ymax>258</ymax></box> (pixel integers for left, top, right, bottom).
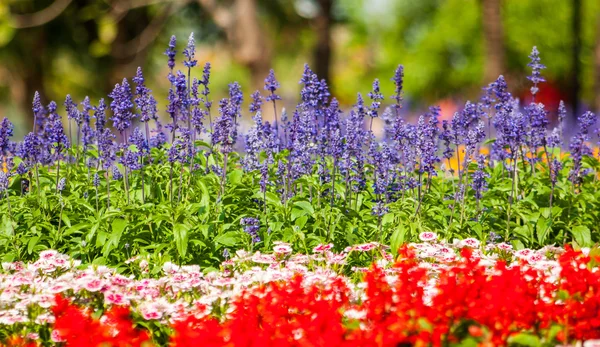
<box><xmin>419</xmin><ymin>232</ymin><xmax>437</xmax><ymax>242</ymax></box>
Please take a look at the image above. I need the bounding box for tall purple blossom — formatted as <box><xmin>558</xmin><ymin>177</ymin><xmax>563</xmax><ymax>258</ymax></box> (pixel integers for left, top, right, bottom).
<box><xmin>527</xmin><ymin>46</ymin><xmax>546</xmax><ymax>98</ymax></box>
<box><xmin>182</xmin><ymin>33</ymin><xmax>197</xmax><ymax>69</ymax></box>
<box><xmin>249</xmin><ymin>91</ymin><xmax>263</xmax><ymax>114</ymax></box>
<box><xmin>0</xmin><ymin>118</ymin><xmax>14</xmax><ymax>158</ymax></box>
<box><xmin>391</xmin><ymin>65</ymin><xmax>404</xmax><ymax>110</ymax></box>
<box><xmin>109</xmin><ymin>78</ymin><xmax>135</xmax><ymax>141</ymax></box>
<box><xmin>164</xmin><ymin>35</ymin><xmax>177</xmax><ymax>72</ymax></box>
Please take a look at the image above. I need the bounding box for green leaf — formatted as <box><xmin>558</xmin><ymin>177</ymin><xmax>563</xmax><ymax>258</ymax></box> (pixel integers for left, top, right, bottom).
<box><xmin>389</xmin><ymin>224</ymin><xmax>407</xmax><ymax>256</ymax></box>
<box><xmin>293</xmin><ymin>201</ymin><xmax>314</xmax><ymax>215</ymax></box>
<box><xmin>214</xmin><ymin>233</ymin><xmax>238</xmax><ymax>247</ymax></box>
<box><xmin>571</xmin><ymin>225</ymin><xmax>592</xmax><ymax>247</ymax></box>
<box><xmin>173</xmin><ymin>224</ymin><xmax>189</xmax><ymax>259</ymax></box>
<box><xmin>27</xmin><ymin>236</ymin><xmax>40</xmax><ymax>255</ymax></box>
<box><xmin>506</xmin><ymin>333</ymin><xmax>540</xmax><ymax>346</ymax></box>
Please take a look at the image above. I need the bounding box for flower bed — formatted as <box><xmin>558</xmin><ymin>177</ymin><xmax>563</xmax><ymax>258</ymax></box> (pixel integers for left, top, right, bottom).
<box><xmin>1</xmin><ymin>238</ymin><xmax>600</xmax><ymax>346</ymax></box>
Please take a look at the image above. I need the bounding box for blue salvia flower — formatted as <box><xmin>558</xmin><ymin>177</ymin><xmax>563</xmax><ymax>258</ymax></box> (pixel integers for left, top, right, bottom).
<box><xmin>16</xmin><ymin>163</ymin><xmax>28</xmax><ymax>175</ymax></box>
<box><xmin>129</xmin><ymin>127</ymin><xmax>148</xmax><ymax>155</ymax></box>
<box><xmin>367</xmin><ymin>79</ymin><xmax>384</xmax><ymax>119</ymax></box>
<box><xmin>174</xmin><ymin>71</ymin><xmax>189</xmax><ymax>123</ymax></box>
<box><xmin>526</xmin><ymin>102</ymin><xmax>549</xmax><ymax>149</ymax></box>
<box><xmin>440</xmin><ymin>120</ymin><xmax>454</xmax><ymax>160</ymax></box>
<box><xmin>164</xmin><ymin>35</ymin><xmax>177</xmax><ymax>72</ymax></box>
<box><xmin>132</xmin><ymin>67</ymin><xmax>158</xmax><ymax>123</ymax></box>
<box><xmin>98</xmin><ymin>129</ymin><xmax>116</xmax><ymax>170</ymax></box>
<box><xmin>391</xmin><ymin>65</ymin><xmax>404</xmax><ymax>109</ymax></box>
<box><xmin>200</xmin><ymin>62</ymin><xmax>211</xmax><ymax>89</ymax></box>
<box><xmin>166</xmin><ymin>88</ymin><xmax>178</xmax><ymax>135</ymax></box>
<box><xmin>527</xmin><ymin>46</ymin><xmax>546</xmax><ymax>98</ymax></box>
<box><xmin>94</xmin><ymin>98</ymin><xmax>107</xmax><ymax>135</ymax></box>
<box><xmin>569</xmin><ymin>111</ymin><xmax>597</xmax><ymax>185</ymax></box>
<box><xmin>243</xmin><ymin>113</ymin><xmax>264</xmax><ymax>172</ymax></box>
<box><xmin>120</xmin><ymin>149</ymin><xmax>141</xmax><ymax>171</ymax></box>
<box><xmin>228</xmin><ymin>82</ymin><xmax>244</xmax><ymax>114</ymax></box>
<box><xmin>264</xmin><ymin>69</ymin><xmax>281</xmax><ymax>102</ymax></box>
<box><xmin>558</xmin><ymin>100</ymin><xmax>567</xmax><ymax>125</ymax></box>
<box><xmin>150</xmin><ymin>120</ymin><xmax>168</xmax><ymax>148</ymax></box>
<box><xmin>240</xmin><ymin>217</ymin><xmax>260</xmax><ymax>243</ymax></box>
<box><xmin>57</xmin><ymin>177</ymin><xmax>66</xmax><ymax>192</ymax></box>
<box><xmin>249</xmin><ymin>91</ymin><xmax>263</xmax><ymax>114</ymax></box>
<box><xmin>182</xmin><ymin>32</ymin><xmax>197</xmax><ymax>68</ymax></box>
<box><xmin>259</xmin><ymin>163</ymin><xmax>268</xmax><ymax>194</ymax></box>
<box><xmin>212</xmin><ymin>98</ymin><xmax>237</xmax><ymax>154</ymax></box>
<box><xmin>0</xmin><ymin>118</ymin><xmax>14</xmax><ymax>157</ymax></box>
<box><xmin>32</xmin><ymin>91</ymin><xmax>46</xmax><ymax>132</ymax></box>
<box><xmin>299</xmin><ymin>64</ymin><xmax>321</xmax><ymax>107</ymax></box>
<box><xmin>64</xmin><ymin>94</ymin><xmax>80</xmax><ymax>125</ymax></box>
<box><xmin>371</xmin><ymin>201</ymin><xmax>389</xmax><ymax>217</ymax></box>
<box><xmin>0</xmin><ymin>171</ymin><xmax>8</xmax><ymax>192</ymax></box>
<box><xmin>471</xmin><ymin>154</ymin><xmax>489</xmax><ymax>200</ymax></box>
<box><xmin>492</xmin><ymin>75</ymin><xmax>512</xmax><ymax>111</ymax></box>
<box><xmin>109</xmin><ymin>78</ymin><xmax>135</xmax><ymax>139</ymax></box>
<box><xmin>93</xmin><ymin>173</ymin><xmax>100</xmax><ymax>187</ymax></box>
<box><xmin>190</xmin><ymin>78</ymin><xmax>205</xmax><ymax>135</ymax></box>
<box><xmin>45</xmin><ymin>101</ymin><xmax>69</xmax><ymax>161</ymax></box>
<box><xmin>80</xmin><ymin>97</ymin><xmax>94</xmax><ymax>152</ymax></box>
<box><xmin>112</xmin><ymin>166</ymin><xmax>123</xmax><ymax>180</ymax></box>
<box><xmin>19</xmin><ymin>132</ymin><xmax>42</xmax><ymax>167</ymax></box>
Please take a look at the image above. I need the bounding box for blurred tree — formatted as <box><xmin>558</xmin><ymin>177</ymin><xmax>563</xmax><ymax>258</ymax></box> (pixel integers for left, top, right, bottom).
<box><xmin>481</xmin><ymin>0</ymin><xmax>505</xmax><ymax>83</ymax></box>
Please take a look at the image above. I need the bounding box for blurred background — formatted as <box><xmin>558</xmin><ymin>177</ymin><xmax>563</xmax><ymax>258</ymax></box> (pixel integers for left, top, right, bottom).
<box><xmin>0</xmin><ymin>0</ymin><xmax>599</xmax><ymax>137</ymax></box>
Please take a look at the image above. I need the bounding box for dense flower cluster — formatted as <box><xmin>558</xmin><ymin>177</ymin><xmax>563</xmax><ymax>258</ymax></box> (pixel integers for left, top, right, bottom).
<box><xmin>0</xmin><ymin>242</ymin><xmax>600</xmax><ymax>345</ymax></box>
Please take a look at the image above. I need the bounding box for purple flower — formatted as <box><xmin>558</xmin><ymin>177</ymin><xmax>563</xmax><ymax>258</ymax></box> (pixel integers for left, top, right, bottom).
<box><xmin>45</xmin><ymin>101</ymin><xmax>69</xmax><ymax>159</ymax></box>
<box><xmin>93</xmin><ymin>173</ymin><xmax>100</xmax><ymax>187</ymax></box>
<box><xmin>391</xmin><ymin>65</ymin><xmax>404</xmax><ymax>108</ymax></box>
<box><xmin>57</xmin><ymin>177</ymin><xmax>66</xmax><ymax>192</ymax></box>
<box><xmin>129</xmin><ymin>127</ymin><xmax>148</xmax><ymax>154</ymax></box>
<box><xmin>264</xmin><ymin>69</ymin><xmax>281</xmax><ymax>102</ymax></box>
<box><xmin>241</xmin><ymin>217</ymin><xmax>260</xmax><ymax>243</ymax></box>
<box><xmin>471</xmin><ymin>155</ymin><xmax>489</xmax><ymax>200</ymax></box>
<box><xmin>133</xmin><ymin>67</ymin><xmax>158</xmax><ymax>123</ymax></box>
<box><xmin>242</xmin><ymin>113</ymin><xmax>264</xmax><ymax>172</ymax></box>
<box><xmin>182</xmin><ymin>32</ymin><xmax>197</xmax><ymax>68</ymax></box>
<box><xmin>371</xmin><ymin>201</ymin><xmax>389</xmax><ymax>217</ymax></box>
<box><xmin>98</xmin><ymin>129</ymin><xmax>117</xmax><ymax>170</ymax></box>
<box><xmin>64</xmin><ymin>94</ymin><xmax>80</xmax><ymax>124</ymax></box>
<box><xmin>228</xmin><ymin>82</ymin><xmax>244</xmax><ymax>114</ymax></box>
<box><xmin>32</xmin><ymin>91</ymin><xmax>46</xmax><ymax>132</ymax></box>
<box><xmin>439</xmin><ymin>120</ymin><xmax>454</xmax><ymax>160</ymax></box>
<box><xmin>94</xmin><ymin>99</ymin><xmax>107</xmax><ymax>134</ymax></box>
<box><xmin>109</xmin><ymin>78</ymin><xmax>135</xmax><ymax>137</ymax></box>
<box><xmin>0</xmin><ymin>172</ymin><xmax>8</xmax><ymax>192</ymax></box>
<box><xmin>249</xmin><ymin>91</ymin><xmax>263</xmax><ymax>113</ymax></box>
<box><xmin>112</xmin><ymin>166</ymin><xmax>123</xmax><ymax>180</ymax></box>
<box><xmin>164</xmin><ymin>35</ymin><xmax>177</xmax><ymax>71</ymax></box>
<box><xmin>0</xmin><ymin>117</ymin><xmax>14</xmax><ymax>156</ymax></box>
<box><xmin>526</xmin><ymin>102</ymin><xmax>549</xmax><ymax>148</ymax></box>
<box><xmin>259</xmin><ymin>163</ymin><xmax>268</xmax><ymax>193</ymax></box>
<box><xmin>19</xmin><ymin>132</ymin><xmax>42</xmax><ymax>166</ymax></box>
<box><xmin>212</xmin><ymin>98</ymin><xmax>237</xmax><ymax>153</ymax></box>
<box><xmin>367</xmin><ymin>79</ymin><xmax>384</xmax><ymax>119</ymax></box>
<box><xmin>527</xmin><ymin>46</ymin><xmax>546</xmax><ymax>97</ymax></box>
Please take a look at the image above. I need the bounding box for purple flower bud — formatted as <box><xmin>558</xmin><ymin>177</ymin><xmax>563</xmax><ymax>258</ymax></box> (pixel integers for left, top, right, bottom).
<box><xmin>164</xmin><ymin>35</ymin><xmax>177</xmax><ymax>71</ymax></box>
<box><xmin>182</xmin><ymin>32</ymin><xmax>197</xmax><ymax>68</ymax></box>
<box><xmin>264</xmin><ymin>69</ymin><xmax>281</xmax><ymax>102</ymax></box>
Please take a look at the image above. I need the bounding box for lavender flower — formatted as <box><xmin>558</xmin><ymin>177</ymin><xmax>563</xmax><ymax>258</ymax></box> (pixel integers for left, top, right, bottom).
<box><xmin>264</xmin><ymin>69</ymin><xmax>281</xmax><ymax>102</ymax></box>
<box><xmin>241</xmin><ymin>217</ymin><xmax>260</xmax><ymax>243</ymax></box>
<box><xmin>64</xmin><ymin>94</ymin><xmax>80</xmax><ymax>125</ymax></box>
<box><xmin>471</xmin><ymin>155</ymin><xmax>489</xmax><ymax>200</ymax></box>
<box><xmin>45</xmin><ymin>101</ymin><xmax>69</xmax><ymax>159</ymax></box>
<box><xmin>32</xmin><ymin>91</ymin><xmax>45</xmax><ymax>132</ymax></box>
<box><xmin>57</xmin><ymin>177</ymin><xmax>66</xmax><ymax>192</ymax></box>
<box><xmin>93</xmin><ymin>173</ymin><xmax>101</xmax><ymax>187</ymax></box>
<box><xmin>371</xmin><ymin>201</ymin><xmax>389</xmax><ymax>217</ymax></box>
<box><xmin>94</xmin><ymin>99</ymin><xmax>107</xmax><ymax>134</ymax></box>
<box><xmin>98</xmin><ymin>129</ymin><xmax>117</xmax><ymax>170</ymax></box>
<box><xmin>133</xmin><ymin>67</ymin><xmax>158</xmax><ymax>123</ymax></box>
<box><xmin>527</xmin><ymin>46</ymin><xmax>546</xmax><ymax>98</ymax></box>
<box><xmin>0</xmin><ymin>118</ymin><xmax>14</xmax><ymax>157</ymax></box>
<box><xmin>19</xmin><ymin>132</ymin><xmax>42</xmax><ymax>166</ymax></box>
<box><xmin>164</xmin><ymin>35</ymin><xmax>177</xmax><ymax>72</ymax></box>
<box><xmin>212</xmin><ymin>98</ymin><xmax>237</xmax><ymax>154</ymax></box>
<box><xmin>109</xmin><ymin>78</ymin><xmax>135</xmax><ymax>139</ymax></box>
<box><xmin>249</xmin><ymin>91</ymin><xmax>263</xmax><ymax>114</ymax></box>
<box><xmin>391</xmin><ymin>65</ymin><xmax>404</xmax><ymax>108</ymax></box>
<box><xmin>0</xmin><ymin>172</ymin><xmax>8</xmax><ymax>192</ymax></box>
<box><xmin>367</xmin><ymin>79</ymin><xmax>384</xmax><ymax>119</ymax></box>
<box><xmin>112</xmin><ymin>166</ymin><xmax>123</xmax><ymax>180</ymax></box>
<box><xmin>200</xmin><ymin>62</ymin><xmax>211</xmax><ymax>88</ymax></box>
<box><xmin>182</xmin><ymin>32</ymin><xmax>197</xmax><ymax>68</ymax></box>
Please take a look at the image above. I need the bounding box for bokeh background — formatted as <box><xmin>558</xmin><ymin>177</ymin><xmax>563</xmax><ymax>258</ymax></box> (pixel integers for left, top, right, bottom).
<box><xmin>0</xmin><ymin>0</ymin><xmax>599</xmax><ymax>137</ymax></box>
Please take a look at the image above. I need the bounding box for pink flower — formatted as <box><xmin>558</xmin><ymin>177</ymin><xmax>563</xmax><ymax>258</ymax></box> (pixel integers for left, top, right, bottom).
<box><xmin>51</xmin><ymin>329</ymin><xmax>66</xmax><ymax>343</ymax></box>
<box><xmin>354</xmin><ymin>243</ymin><xmax>377</xmax><ymax>252</ymax></box>
<box><xmin>141</xmin><ymin>307</ymin><xmax>163</xmax><ymax>320</ymax></box>
<box><xmin>459</xmin><ymin>238</ymin><xmax>480</xmax><ymax>248</ymax></box>
<box><xmin>83</xmin><ymin>278</ymin><xmax>104</xmax><ymax>292</ymax></box>
<box><xmin>273</xmin><ymin>244</ymin><xmax>293</xmax><ymax>255</ymax></box>
<box><xmin>105</xmin><ymin>291</ymin><xmax>129</xmax><ymax>306</ymax></box>
<box><xmin>419</xmin><ymin>232</ymin><xmax>437</xmax><ymax>242</ymax></box>
<box><xmin>313</xmin><ymin>243</ymin><xmax>333</xmax><ymax>253</ymax></box>
<box><xmin>40</xmin><ymin>250</ymin><xmax>58</xmax><ymax>260</ymax></box>
<box><xmin>497</xmin><ymin>242</ymin><xmax>513</xmax><ymax>251</ymax></box>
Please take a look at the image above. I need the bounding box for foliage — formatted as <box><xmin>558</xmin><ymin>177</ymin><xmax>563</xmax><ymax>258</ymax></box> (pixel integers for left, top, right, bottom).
<box><xmin>0</xmin><ymin>36</ymin><xmax>599</xmax><ymax>270</ymax></box>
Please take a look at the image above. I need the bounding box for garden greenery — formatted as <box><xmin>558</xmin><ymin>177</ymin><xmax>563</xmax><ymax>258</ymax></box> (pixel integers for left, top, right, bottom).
<box><xmin>0</xmin><ymin>35</ymin><xmax>599</xmax><ymax>271</ymax></box>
